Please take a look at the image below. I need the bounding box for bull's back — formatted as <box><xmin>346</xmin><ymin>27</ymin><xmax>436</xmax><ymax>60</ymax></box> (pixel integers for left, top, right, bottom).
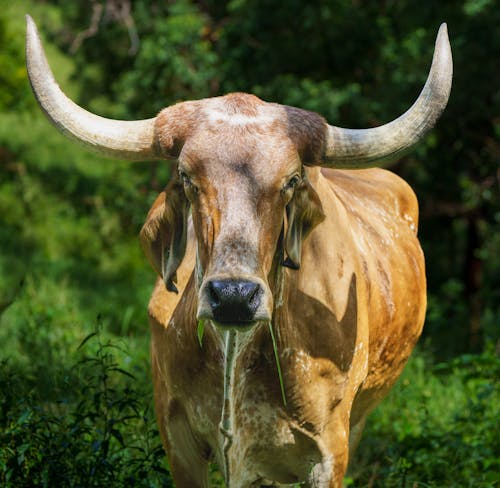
<box><xmin>322</xmin><ymin>168</ymin><xmax>426</xmax><ymax>418</ymax></box>
<box><xmin>321</xmin><ymin>167</ymin><xmax>420</xmax><ymax>228</ymax></box>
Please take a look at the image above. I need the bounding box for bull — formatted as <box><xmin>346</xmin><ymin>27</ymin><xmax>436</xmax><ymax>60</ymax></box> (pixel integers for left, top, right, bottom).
<box><xmin>26</xmin><ymin>15</ymin><xmax>452</xmax><ymax>488</ymax></box>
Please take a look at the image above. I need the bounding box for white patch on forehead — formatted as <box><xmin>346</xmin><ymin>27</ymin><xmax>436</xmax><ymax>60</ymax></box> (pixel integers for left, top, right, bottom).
<box><xmin>207</xmin><ymin>109</ymin><xmax>277</xmax><ymax>126</ymax></box>
<box><xmin>204</xmin><ymin>102</ymin><xmax>278</xmax><ymax>127</ymax></box>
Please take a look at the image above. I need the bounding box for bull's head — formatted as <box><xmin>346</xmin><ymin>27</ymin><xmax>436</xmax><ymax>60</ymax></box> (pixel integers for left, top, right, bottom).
<box><xmin>26</xmin><ymin>16</ymin><xmax>452</xmax><ymax>329</ymax></box>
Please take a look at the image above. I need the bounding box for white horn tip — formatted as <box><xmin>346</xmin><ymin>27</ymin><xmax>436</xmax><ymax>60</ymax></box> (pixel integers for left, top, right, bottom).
<box><xmin>434</xmin><ymin>22</ymin><xmax>453</xmax><ymax>77</ymax></box>
<box><xmin>26</xmin><ymin>14</ymin><xmax>36</xmax><ymax>32</ymax></box>
<box><xmin>25</xmin><ymin>14</ymin><xmax>40</xmax><ymax>48</ymax></box>
<box><xmin>437</xmin><ymin>23</ymin><xmax>450</xmax><ymax>45</ymax></box>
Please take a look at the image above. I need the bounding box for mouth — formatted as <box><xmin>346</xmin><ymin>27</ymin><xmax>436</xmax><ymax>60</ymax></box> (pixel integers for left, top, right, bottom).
<box><xmin>197</xmin><ymin>313</ymin><xmax>264</xmax><ymax>332</ymax></box>
<box><xmin>210</xmin><ymin>319</ymin><xmax>258</xmax><ymax>332</ymax></box>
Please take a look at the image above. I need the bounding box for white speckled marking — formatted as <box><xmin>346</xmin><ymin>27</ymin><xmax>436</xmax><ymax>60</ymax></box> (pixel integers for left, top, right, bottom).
<box><xmin>308</xmin><ymin>454</ymin><xmax>333</xmax><ymax>487</ymax></box>
<box><xmin>404</xmin><ymin>213</ymin><xmax>416</xmax><ymax>232</ymax></box>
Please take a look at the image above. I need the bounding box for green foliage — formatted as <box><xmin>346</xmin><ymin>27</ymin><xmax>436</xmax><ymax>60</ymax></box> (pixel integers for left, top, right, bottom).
<box><xmin>197</xmin><ymin>319</ymin><xmax>205</xmax><ymax>348</ymax></box>
<box><xmin>0</xmin><ymin>111</ymin><xmax>162</xmax><ymax>337</ymax></box>
<box><xmin>0</xmin><ymin>0</ymin><xmax>76</xmax><ymax>112</ymax></box>
<box><xmin>349</xmin><ymin>349</ymin><xmax>500</xmax><ymax>487</ymax></box>
<box><xmin>0</xmin><ymin>5</ymin><xmax>31</xmax><ymax>111</ymax></box>
<box><xmin>116</xmin><ymin>1</ymin><xmax>219</xmax><ymax>116</ymax></box>
<box><xmin>0</xmin><ymin>328</ymin><xmax>171</xmax><ymax>487</ymax></box>
<box><xmin>52</xmin><ymin>0</ymin><xmax>219</xmax><ymax>117</ymax></box>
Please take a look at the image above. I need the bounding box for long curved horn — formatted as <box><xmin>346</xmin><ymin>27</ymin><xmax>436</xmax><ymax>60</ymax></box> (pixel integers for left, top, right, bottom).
<box><xmin>25</xmin><ymin>15</ymin><xmax>159</xmax><ymax>161</ymax></box>
<box><xmin>322</xmin><ymin>23</ymin><xmax>452</xmax><ymax>168</ymax></box>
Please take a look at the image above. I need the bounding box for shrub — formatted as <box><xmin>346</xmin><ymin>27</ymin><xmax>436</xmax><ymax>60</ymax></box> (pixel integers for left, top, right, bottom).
<box><xmin>349</xmin><ymin>348</ymin><xmax>500</xmax><ymax>487</ymax></box>
<box><xmin>0</xmin><ymin>328</ymin><xmax>172</xmax><ymax>487</ymax></box>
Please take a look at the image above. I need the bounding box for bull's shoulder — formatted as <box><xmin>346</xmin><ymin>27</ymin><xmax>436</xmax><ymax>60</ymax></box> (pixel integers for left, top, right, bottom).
<box><xmin>320</xmin><ymin>167</ymin><xmax>419</xmax><ymax>232</ymax></box>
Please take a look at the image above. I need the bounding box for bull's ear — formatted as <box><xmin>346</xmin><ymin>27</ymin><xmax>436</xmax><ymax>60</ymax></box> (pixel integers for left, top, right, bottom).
<box><xmin>140</xmin><ymin>177</ymin><xmax>189</xmax><ymax>293</ymax></box>
<box><xmin>283</xmin><ymin>176</ymin><xmax>325</xmax><ymax>269</ymax></box>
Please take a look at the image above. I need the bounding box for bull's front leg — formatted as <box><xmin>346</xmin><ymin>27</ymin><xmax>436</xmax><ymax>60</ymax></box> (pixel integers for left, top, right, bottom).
<box><xmin>306</xmin><ymin>412</ymin><xmax>350</xmax><ymax>488</ymax></box>
<box><xmin>151</xmin><ymin>353</ymin><xmax>210</xmax><ymax>487</ymax></box>
<box><xmin>156</xmin><ymin>398</ymin><xmax>210</xmax><ymax>488</ymax></box>
<box><xmin>305</xmin><ymin>451</ymin><xmax>348</xmax><ymax>488</ymax></box>
<box><xmin>166</xmin><ymin>452</ymin><xmax>209</xmax><ymax>488</ymax></box>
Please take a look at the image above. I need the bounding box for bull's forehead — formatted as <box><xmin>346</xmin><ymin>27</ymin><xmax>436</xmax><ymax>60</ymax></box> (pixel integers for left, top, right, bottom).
<box><xmin>179</xmin><ymin>96</ymin><xmax>300</xmax><ymax>184</ymax></box>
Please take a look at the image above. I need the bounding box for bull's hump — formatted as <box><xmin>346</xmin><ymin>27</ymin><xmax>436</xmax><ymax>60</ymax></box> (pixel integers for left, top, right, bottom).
<box><xmin>218</xmin><ymin>92</ymin><xmax>265</xmax><ymax>115</ymax></box>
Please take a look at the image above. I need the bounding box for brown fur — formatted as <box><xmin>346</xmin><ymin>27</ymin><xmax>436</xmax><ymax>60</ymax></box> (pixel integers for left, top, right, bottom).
<box><xmin>282</xmin><ymin>105</ymin><xmax>327</xmax><ymax>165</ymax></box>
<box><xmin>155</xmin><ymin>101</ymin><xmax>201</xmax><ymax>158</ymax></box>
<box><xmin>142</xmin><ymin>93</ymin><xmax>426</xmax><ymax>487</ymax></box>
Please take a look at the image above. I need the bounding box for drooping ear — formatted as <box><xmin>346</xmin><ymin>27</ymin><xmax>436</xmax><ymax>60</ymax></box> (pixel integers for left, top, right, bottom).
<box><xmin>283</xmin><ymin>175</ymin><xmax>325</xmax><ymax>269</ymax></box>
<box><xmin>140</xmin><ymin>176</ymin><xmax>190</xmax><ymax>293</ymax></box>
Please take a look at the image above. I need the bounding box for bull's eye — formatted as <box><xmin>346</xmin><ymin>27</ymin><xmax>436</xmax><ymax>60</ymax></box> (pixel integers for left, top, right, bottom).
<box><xmin>283</xmin><ymin>174</ymin><xmax>301</xmax><ymax>193</ymax></box>
<box><xmin>179</xmin><ymin>170</ymin><xmax>198</xmax><ymax>194</ymax></box>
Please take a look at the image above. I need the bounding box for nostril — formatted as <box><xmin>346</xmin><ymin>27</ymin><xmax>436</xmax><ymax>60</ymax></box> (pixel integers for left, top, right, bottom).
<box><xmin>248</xmin><ymin>285</ymin><xmax>261</xmax><ymax>308</ymax></box>
<box><xmin>239</xmin><ymin>282</ymin><xmax>259</xmax><ymax>301</ymax></box>
<box><xmin>208</xmin><ymin>281</ymin><xmax>223</xmax><ymax>308</ymax></box>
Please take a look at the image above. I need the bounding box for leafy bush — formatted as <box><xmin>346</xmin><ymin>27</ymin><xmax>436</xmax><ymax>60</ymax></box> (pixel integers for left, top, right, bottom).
<box><xmin>0</xmin><ymin>328</ymin><xmax>171</xmax><ymax>487</ymax></box>
<box><xmin>349</xmin><ymin>348</ymin><xmax>500</xmax><ymax>487</ymax></box>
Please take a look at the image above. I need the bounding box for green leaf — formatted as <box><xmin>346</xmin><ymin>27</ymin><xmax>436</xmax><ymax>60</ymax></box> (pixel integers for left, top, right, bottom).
<box><xmin>268</xmin><ymin>322</ymin><xmax>286</xmax><ymax>406</ymax></box>
<box><xmin>197</xmin><ymin>319</ymin><xmax>205</xmax><ymax>348</ymax></box>
<box><xmin>77</xmin><ymin>332</ymin><xmax>97</xmax><ymax>350</ymax></box>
